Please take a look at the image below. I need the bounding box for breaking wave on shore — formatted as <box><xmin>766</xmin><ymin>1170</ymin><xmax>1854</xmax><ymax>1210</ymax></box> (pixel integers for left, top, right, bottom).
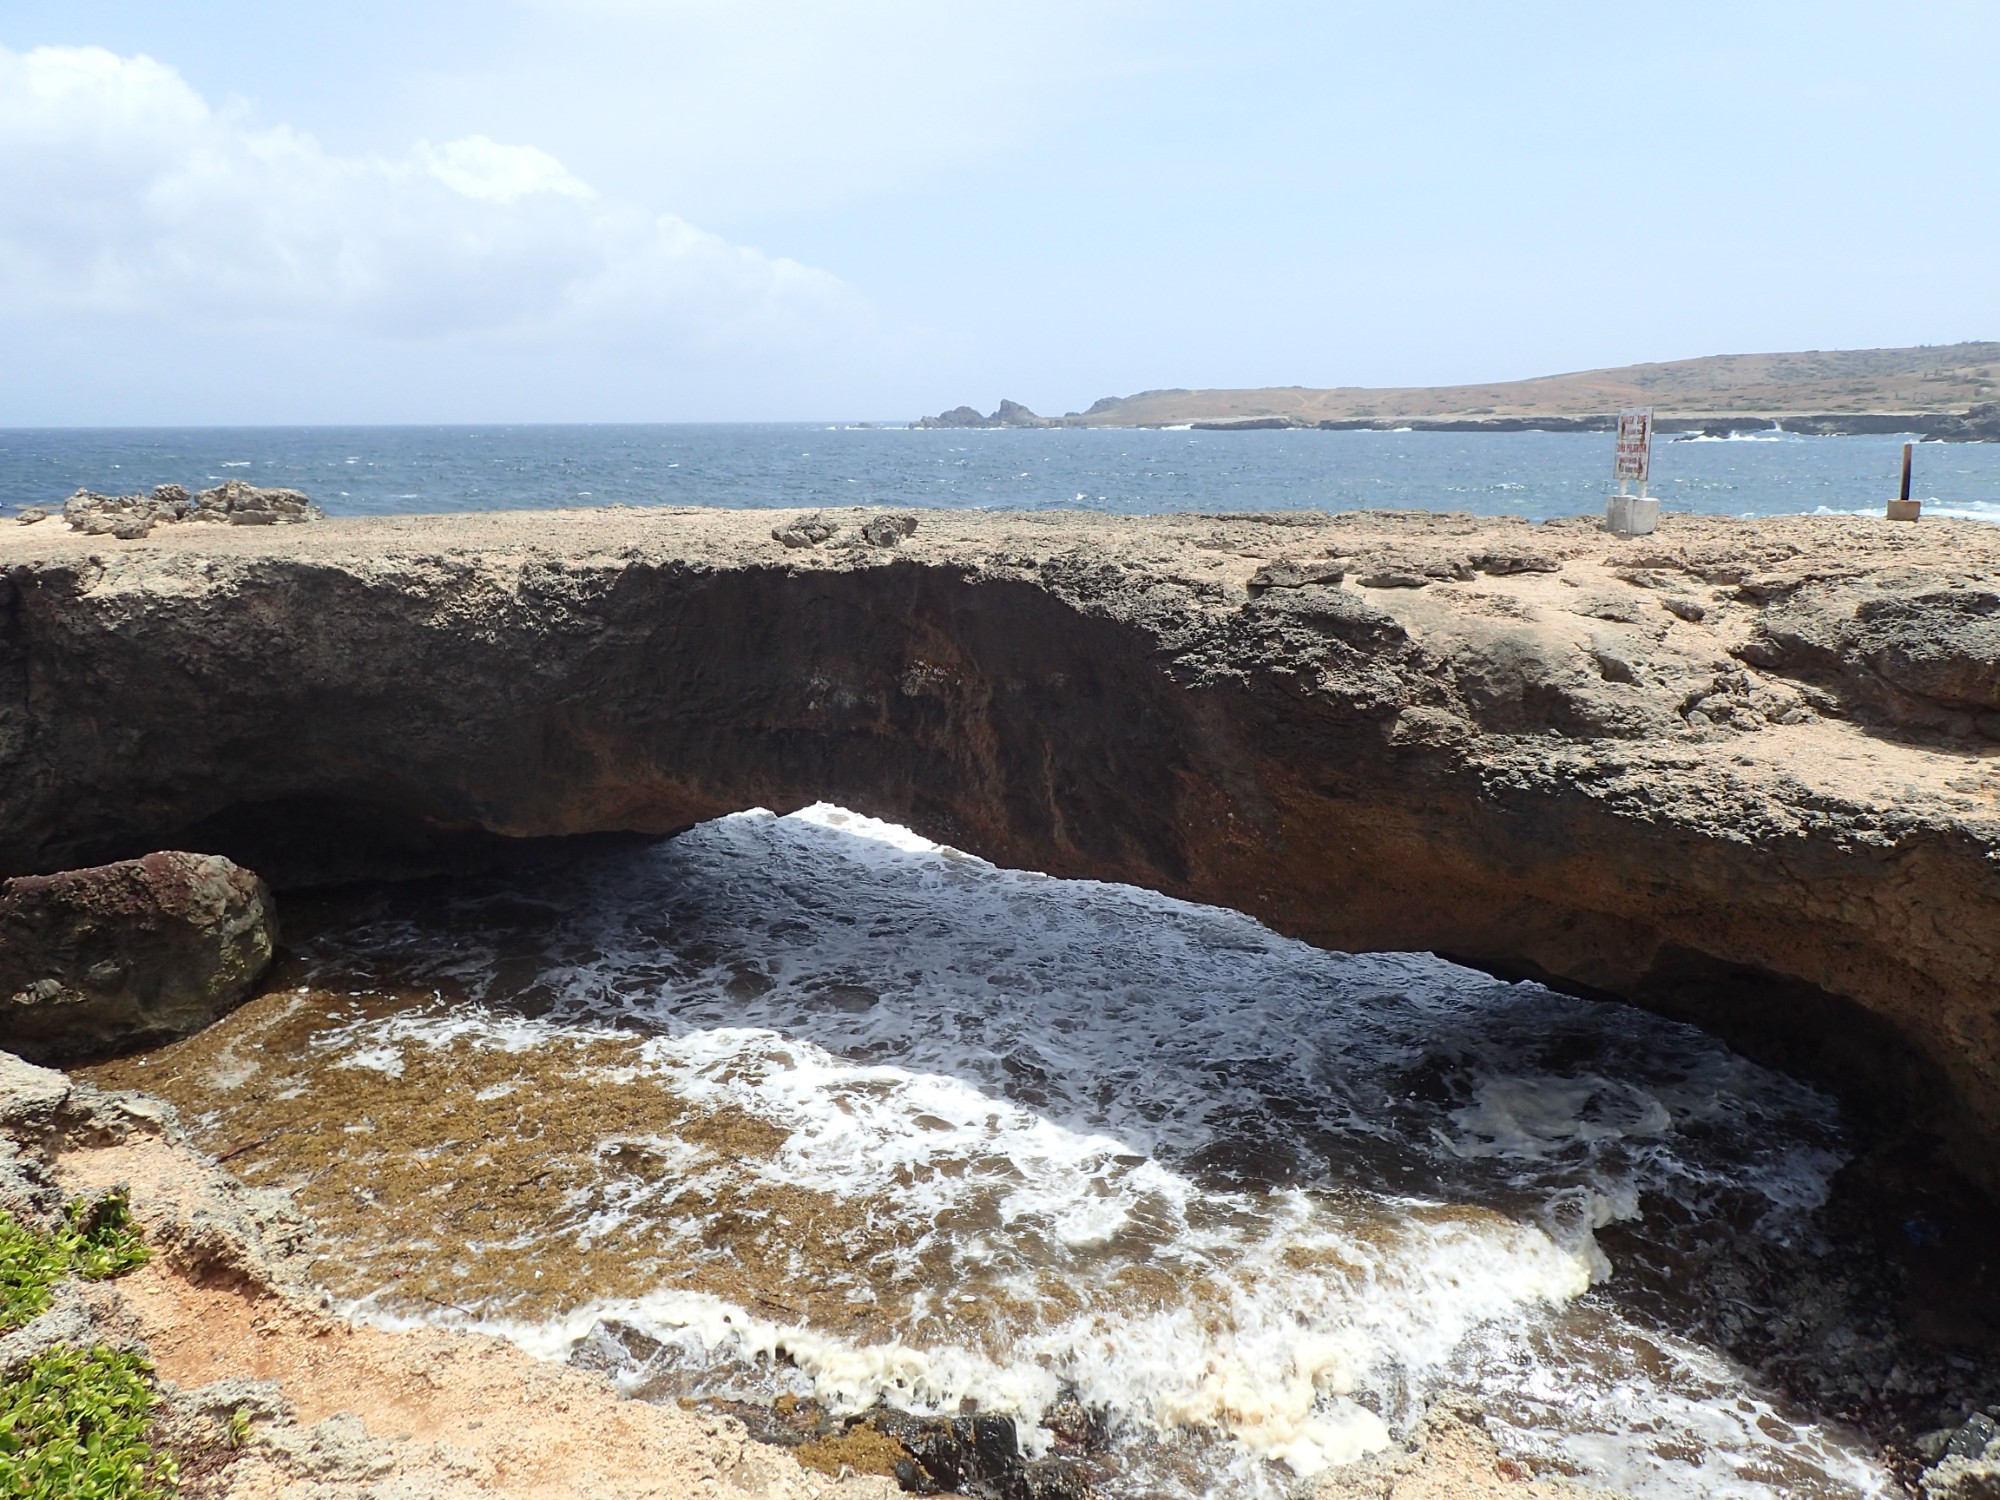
<box><xmin>106</xmin><ymin>806</ymin><xmax>1891</xmax><ymax>1498</ymax></box>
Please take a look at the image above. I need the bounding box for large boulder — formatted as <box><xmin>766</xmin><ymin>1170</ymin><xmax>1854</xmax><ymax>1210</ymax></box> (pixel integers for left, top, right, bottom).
<box><xmin>0</xmin><ymin>853</ymin><xmax>277</xmax><ymax>1064</ymax></box>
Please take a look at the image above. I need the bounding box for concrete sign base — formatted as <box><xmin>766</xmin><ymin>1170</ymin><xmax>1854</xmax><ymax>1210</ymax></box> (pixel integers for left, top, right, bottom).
<box><xmin>1605</xmin><ymin>495</ymin><xmax>1660</xmax><ymax>537</ymax></box>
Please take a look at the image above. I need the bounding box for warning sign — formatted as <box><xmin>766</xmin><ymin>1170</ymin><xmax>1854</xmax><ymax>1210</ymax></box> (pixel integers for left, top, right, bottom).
<box><xmin>1614</xmin><ymin>408</ymin><xmax>1653</xmax><ymax>487</ymax></box>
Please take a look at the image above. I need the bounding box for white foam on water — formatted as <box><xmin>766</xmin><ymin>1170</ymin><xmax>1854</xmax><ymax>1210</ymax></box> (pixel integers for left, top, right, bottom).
<box><xmin>298</xmin><ymin>805</ymin><xmax>1882</xmax><ymax>1499</ymax></box>
<box><xmin>1814</xmin><ymin>498</ymin><xmax>2000</xmax><ymax>521</ymax></box>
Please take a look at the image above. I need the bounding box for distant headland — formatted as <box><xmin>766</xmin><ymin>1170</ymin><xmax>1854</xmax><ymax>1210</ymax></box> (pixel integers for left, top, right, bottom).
<box><xmin>915</xmin><ymin>342</ymin><xmax>2000</xmax><ymax>439</ymax></box>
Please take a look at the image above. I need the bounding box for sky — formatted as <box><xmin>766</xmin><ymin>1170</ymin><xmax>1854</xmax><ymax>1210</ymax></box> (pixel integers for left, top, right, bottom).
<box><xmin>1</xmin><ymin>1</ymin><xmax>1996</xmax><ymax>424</ymax></box>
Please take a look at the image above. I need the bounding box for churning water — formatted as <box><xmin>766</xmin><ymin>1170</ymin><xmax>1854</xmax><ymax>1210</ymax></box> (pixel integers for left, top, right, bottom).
<box><xmin>97</xmin><ymin>807</ymin><xmax>1899</xmax><ymax>1499</ymax></box>
<box><xmin>7</xmin><ymin>422</ymin><xmax>2000</xmax><ymax>522</ymax></box>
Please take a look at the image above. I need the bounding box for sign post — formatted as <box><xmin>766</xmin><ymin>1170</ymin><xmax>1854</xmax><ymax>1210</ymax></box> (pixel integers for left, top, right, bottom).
<box><xmin>1887</xmin><ymin>441</ymin><xmax>1921</xmax><ymax>521</ymax></box>
<box><xmin>1606</xmin><ymin>407</ymin><xmax>1658</xmax><ymax>535</ymax></box>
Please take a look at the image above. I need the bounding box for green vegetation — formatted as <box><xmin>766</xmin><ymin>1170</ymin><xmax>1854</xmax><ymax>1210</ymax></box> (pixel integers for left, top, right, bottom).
<box><xmin>0</xmin><ymin>1192</ymin><xmax>171</xmax><ymax>1498</ymax></box>
<box><xmin>0</xmin><ymin>1192</ymin><xmax>150</xmax><ymax>1334</ymax></box>
<box><xmin>0</xmin><ymin>1346</ymin><xmax>175</xmax><ymax>1499</ymax></box>
<box><xmin>55</xmin><ymin>1195</ymin><xmax>150</xmax><ymax>1286</ymax></box>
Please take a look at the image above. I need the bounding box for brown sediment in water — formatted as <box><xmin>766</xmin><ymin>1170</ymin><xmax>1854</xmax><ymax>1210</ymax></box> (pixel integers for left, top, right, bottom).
<box><xmin>789</xmin><ymin>1420</ymin><xmax>912</xmax><ymax>1479</ymax></box>
<box><xmin>83</xmin><ymin>984</ymin><xmax>1136</xmax><ymax>1351</ymax></box>
<box><xmin>5</xmin><ymin>1055</ymin><xmax>901</xmax><ymax>1500</ymax></box>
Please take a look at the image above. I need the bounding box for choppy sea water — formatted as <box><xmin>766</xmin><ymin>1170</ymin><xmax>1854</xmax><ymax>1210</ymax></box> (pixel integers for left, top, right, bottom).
<box><xmin>7</xmin><ymin>423</ymin><xmax>2000</xmax><ymax>522</ymax></box>
<box><xmin>95</xmin><ymin>807</ymin><xmax>1896</xmax><ymax>1500</ymax></box>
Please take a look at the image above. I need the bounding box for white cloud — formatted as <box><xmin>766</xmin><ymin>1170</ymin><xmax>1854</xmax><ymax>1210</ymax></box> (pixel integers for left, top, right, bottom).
<box><xmin>0</xmin><ymin>43</ymin><xmax>870</xmax><ymax>353</ymax></box>
<box><xmin>421</xmin><ymin>135</ymin><xmax>593</xmax><ymax>204</ymax></box>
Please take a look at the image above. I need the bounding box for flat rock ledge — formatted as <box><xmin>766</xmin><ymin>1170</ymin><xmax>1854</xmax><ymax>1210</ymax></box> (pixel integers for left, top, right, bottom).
<box><xmin>0</xmin><ymin>852</ymin><xmax>277</xmax><ymax>1064</ymax></box>
<box><xmin>4</xmin><ymin>505</ymin><xmax>2000</xmax><ymax>1193</ymax></box>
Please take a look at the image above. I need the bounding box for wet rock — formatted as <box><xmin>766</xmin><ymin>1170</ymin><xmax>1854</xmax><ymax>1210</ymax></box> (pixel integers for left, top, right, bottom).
<box><xmin>0</xmin><ymin>852</ymin><xmax>277</xmax><ymax>1064</ymax></box>
<box><xmin>872</xmin><ymin>1408</ymin><xmax>1100</xmax><ymax>1499</ymax></box>
<box><xmin>1949</xmin><ymin>1414</ymin><xmax>2000</xmax><ymax>1461</ymax></box>
<box><xmin>1922</xmin><ymin>1429</ymin><xmax>1962</xmax><ymax>1463</ymax></box>
<box><xmin>1926</xmin><ymin>1457</ymin><xmax>2000</xmax><ymax>1500</ymax></box>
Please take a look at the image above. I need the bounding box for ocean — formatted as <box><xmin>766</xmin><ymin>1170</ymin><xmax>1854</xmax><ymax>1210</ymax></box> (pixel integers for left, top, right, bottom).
<box><xmin>6</xmin><ymin>423</ymin><xmax>2000</xmax><ymax>522</ymax></box>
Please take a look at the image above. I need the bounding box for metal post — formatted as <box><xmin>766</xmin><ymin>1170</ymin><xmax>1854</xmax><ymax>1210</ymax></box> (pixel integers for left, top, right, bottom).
<box><xmin>1888</xmin><ymin>441</ymin><xmax>1921</xmax><ymax>521</ymax></box>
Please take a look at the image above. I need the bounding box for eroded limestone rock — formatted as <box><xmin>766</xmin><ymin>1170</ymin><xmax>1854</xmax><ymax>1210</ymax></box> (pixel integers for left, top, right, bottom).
<box><xmin>0</xmin><ymin>853</ymin><xmax>277</xmax><ymax>1064</ymax></box>
<box><xmin>61</xmin><ymin>481</ymin><xmax>322</xmax><ymax>538</ymax></box>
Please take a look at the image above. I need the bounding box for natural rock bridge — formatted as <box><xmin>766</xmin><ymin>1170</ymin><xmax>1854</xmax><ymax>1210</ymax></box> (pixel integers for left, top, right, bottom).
<box><xmin>5</xmin><ymin>506</ymin><xmax>1999</xmax><ymax>1191</ymax></box>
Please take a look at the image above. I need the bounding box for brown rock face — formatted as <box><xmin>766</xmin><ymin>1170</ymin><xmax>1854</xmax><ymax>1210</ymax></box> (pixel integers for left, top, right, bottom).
<box><xmin>0</xmin><ymin>852</ymin><xmax>277</xmax><ymax>1063</ymax></box>
<box><xmin>2</xmin><ymin>507</ymin><xmax>1999</xmax><ymax>1188</ymax></box>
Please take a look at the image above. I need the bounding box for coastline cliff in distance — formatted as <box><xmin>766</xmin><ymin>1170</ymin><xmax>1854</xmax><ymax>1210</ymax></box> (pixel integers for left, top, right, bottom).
<box><xmin>915</xmin><ymin>342</ymin><xmax>2000</xmax><ymax>440</ymax></box>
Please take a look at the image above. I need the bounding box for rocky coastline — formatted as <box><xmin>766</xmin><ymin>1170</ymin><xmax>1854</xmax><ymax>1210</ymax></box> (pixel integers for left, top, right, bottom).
<box><xmin>7</xmin><ymin>506</ymin><xmax>2000</xmax><ymax>1189</ymax></box>
<box><xmin>8</xmin><ymin>502</ymin><xmax>2000</xmax><ymax>1495</ymax></box>
<box><xmin>913</xmin><ymin>400</ymin><xmax>2000</xmax><ymax>440</ymax></box>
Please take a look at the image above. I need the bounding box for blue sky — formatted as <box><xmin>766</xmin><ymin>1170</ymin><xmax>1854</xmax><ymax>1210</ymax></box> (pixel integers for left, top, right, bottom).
<box><xmin>1</xmin><ymin>1</ymin><xmax>1995</xmax><ymax>423</ymax></box>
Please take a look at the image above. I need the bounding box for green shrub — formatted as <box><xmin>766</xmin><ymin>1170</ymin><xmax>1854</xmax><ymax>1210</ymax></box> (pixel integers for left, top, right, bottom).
<box><xmin>0</xmin><ymin>1193</ymin><xmax>172</xmax><ymax>1495</ymax></box>
<box><xmin>0</xmin><ymin>1216</ymin><xmax>69</xmax><ymax>1335</ymax></box>
<box><xmin>0</xmin><ymin>1345</ymin><xmax>176</xmax><ymax>1499</ymax></box>
<box><xmin>0</xmin><ymin>1192</ymin><xmax>150</xmax><ymax>1335</ymax></box>
<box><xmin>54</xmin><ymin>1193</ymin><xmax>150</xmax><ymax>1284</ymax></box>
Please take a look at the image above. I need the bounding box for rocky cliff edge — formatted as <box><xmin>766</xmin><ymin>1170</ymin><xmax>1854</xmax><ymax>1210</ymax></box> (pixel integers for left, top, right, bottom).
<box><xmin>3</xmin><ymin>505</ymin><xmax>1999</xmax><ymax>1193</ymax></box>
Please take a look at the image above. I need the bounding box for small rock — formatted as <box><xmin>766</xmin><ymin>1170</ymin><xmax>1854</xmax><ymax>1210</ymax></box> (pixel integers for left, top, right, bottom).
<box><xmin>70</xmin><ymin>511</ymin><xmax>155</xmax><ymax>539</ymax></box>
<box><xmin>772</xmin><ymin>516</ymin><xmax>839</xmax><ymax>549</ymax></box>
<box><xmin>14</xmin><ymin>508</ymin><xmax>45</xmax><ymax>525</ymax></box>
<box><xmin>1356</xmin><ymin>569</ymin><xmax>1431</xmax><ymax>590</ymax></box>
<box><xmin>192</xmin><ymin>480</ymin><xmax>322</xmax><ymax>525</ymax></box>
<box><xmin>1590</xmin><ymin>647</ymin><xmax>1641</xmax><ymax>685</ymax></box>
<box><xmin>1921</xmin><ymin>1429</ymin><xmax>1960</xmax><ymax>1463</ymax></box>
<box><xmin>0</xmin><ymin>1052</ymin><xmax>71</xmax><ymax>1134</ymax></box>
<box><xmin>1661</xmin><ymin>595</ymin><xmax>1707</xmax><ymax>623</ymax></box>
<box><xmin>858</xmin><ymin>514</ymin><xmax>919</xmax><ymax>548</ymax></box>
<box><xmin>1388</xmin><ymin>705</ymin><xmax>1474</xmax><ymax>747</ymax></box>
<box><xmin>0</xmin><ymin>1285</ymin><xmax>98</xmax><ymax>1377</ymax></box>
<box><xmin>1948</xmin><ymin>1415</ymin><xmax>1999</xmax><ymax>1461</ymax></box>
<box><xmin>1472</xmin><ymin>551</ymin><xmax>1560</xmax><ymax>576</ymax></box>
<box><xmin>1248</xmin><ymin>558</ymin><xmax>1346</xmax><ymax>594</ymax></box>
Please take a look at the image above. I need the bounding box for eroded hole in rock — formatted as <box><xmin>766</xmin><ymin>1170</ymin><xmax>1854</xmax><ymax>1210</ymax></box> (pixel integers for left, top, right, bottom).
<box><xmin>88</xmin><ymin>807</ymin><xmax>2000</xmax><ymax>1500</ymax></box>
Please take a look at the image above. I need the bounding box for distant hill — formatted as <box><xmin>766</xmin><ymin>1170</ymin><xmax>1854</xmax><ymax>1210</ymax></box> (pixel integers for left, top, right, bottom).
<box><xmin>1047</xmin><ymin>344</ymin><xmax>2000</xmax><ymax>429</ymax></box>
